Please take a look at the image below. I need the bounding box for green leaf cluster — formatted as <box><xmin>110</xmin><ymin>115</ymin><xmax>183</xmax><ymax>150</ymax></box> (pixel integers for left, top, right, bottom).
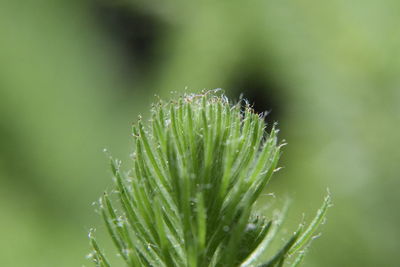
<box><xmin>89</xmin><ymin>90</ymin><xmax>330</xmax><ymax>267</ymax></box>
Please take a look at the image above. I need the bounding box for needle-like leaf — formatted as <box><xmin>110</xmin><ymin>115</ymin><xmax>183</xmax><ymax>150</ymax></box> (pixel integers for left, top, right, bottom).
<box><xmin>88</xmin><ymin>90</ymin><xmax>330</xmax><ymax>267</ymax></box>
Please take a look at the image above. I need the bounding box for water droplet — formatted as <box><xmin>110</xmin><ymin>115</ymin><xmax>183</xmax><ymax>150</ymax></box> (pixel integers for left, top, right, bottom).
<box><xmin>246</xmin><ymin>223</ymin><xmax>256</xmax><ymax>231</ymax></box>
<box><xmin>122</xmin><ymin>248</ymin><xmax>131</xmax><ymax>256</ymax></box>
<box><xmin>223</xmin><ymin>225</ymin><xmax>230</xmax><ymax>232</ymax></box>
<box><xmin>86</xmin><ymin>252</ymin><xmax>94</xmax><ymax>259</ymax></box>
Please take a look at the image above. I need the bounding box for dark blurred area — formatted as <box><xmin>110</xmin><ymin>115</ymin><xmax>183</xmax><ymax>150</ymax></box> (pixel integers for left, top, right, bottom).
<box><xmin>1</xmin><ymin>0</ymin><xmax>399</xmax><ymax>266</ymax></box>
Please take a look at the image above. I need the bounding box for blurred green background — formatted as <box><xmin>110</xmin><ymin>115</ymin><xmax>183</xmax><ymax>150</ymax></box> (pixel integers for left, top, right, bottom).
<box><xmin>1</xmin><ymin>0</ymin><xmax>399</xmax><ymax>266</ymax></box>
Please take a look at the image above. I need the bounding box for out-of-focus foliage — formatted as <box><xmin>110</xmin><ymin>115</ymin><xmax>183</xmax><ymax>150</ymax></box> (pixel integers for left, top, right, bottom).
<box><xmin>0</xmin><ymin>0</ymin><xmax>398</xmax><ymax>266</ymax></box>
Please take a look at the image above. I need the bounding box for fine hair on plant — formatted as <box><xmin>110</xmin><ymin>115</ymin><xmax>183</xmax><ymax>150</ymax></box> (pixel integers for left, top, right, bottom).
<box><xmin>88</xmin><ymin>89</ymin><xmax>331</xmax><ymax>267</ymax></box>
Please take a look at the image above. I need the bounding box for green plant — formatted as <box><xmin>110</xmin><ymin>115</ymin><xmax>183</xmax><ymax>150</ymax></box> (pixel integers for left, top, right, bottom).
<box><xmin>88</xmin><ymin>90</ymin><xmax>330</xmax><ymax>267</ymax></box>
